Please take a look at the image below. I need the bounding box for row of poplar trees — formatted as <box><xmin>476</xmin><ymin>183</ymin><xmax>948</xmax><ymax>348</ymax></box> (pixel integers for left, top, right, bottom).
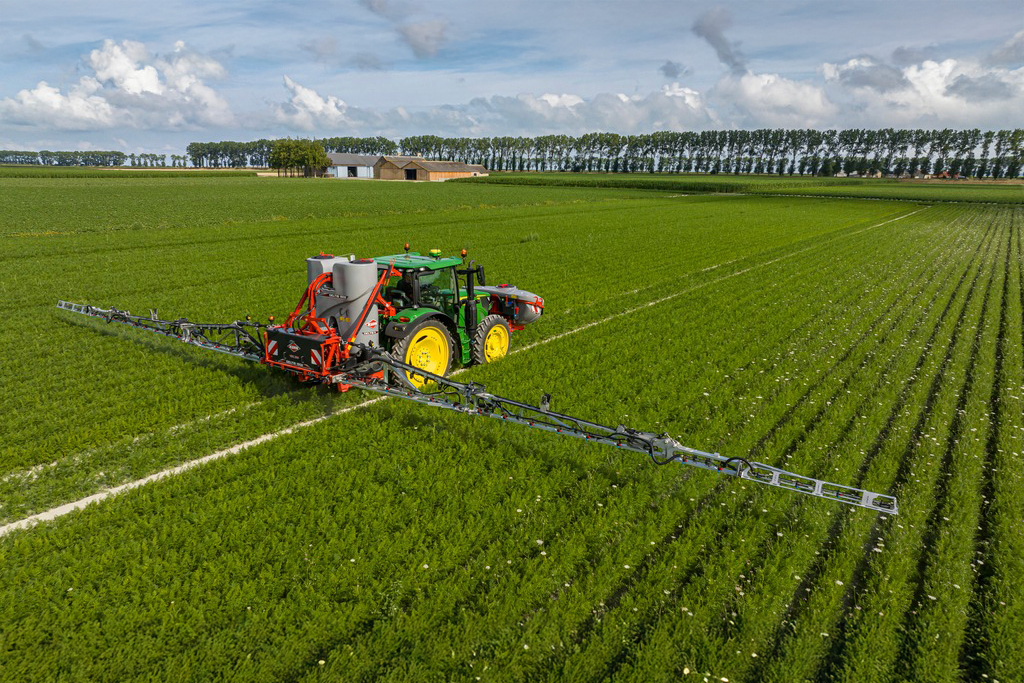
<box><xmin>4</xmin><ymin>129</ymin><xmax>1022</xmax><ymax>178</ymax></box>
<box><xmin>188</xmin><ymin>129</ymin><xmax>1024</xmax><ymax>178</ymax></box>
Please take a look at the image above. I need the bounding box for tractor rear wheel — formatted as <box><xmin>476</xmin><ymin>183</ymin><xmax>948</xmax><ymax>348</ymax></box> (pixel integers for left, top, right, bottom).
<box><xmin>390</xmin><ymin>318</ymin><xmax>454</xmax><ymax>389</ymax></box>
<box><xmin>472</xmin><ymin>314</ymin><xmax>512</xmax><ymax>365</ymax></box>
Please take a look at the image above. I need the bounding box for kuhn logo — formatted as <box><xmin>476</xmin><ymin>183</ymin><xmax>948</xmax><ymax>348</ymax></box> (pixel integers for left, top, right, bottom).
<box><xmin>287</xmin><ymin>341</ymin><xmax>300</xmax><ymax>353</ymax></box>
<box><xmin>367</xmin><ymin>319</ymin><xmax>377</xmax><ymax>329</ymax></box>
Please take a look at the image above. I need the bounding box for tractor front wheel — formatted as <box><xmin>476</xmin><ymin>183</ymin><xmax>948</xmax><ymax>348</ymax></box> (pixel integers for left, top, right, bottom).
<box><xmin>472</xmin><ymin>314</ymin><xmax>512</xmax><ymax>365</ymax></box>
<box><xmin>390</xmin><ymin>318</ymin><xmax>454</xmax><ymax>389</ymax></box>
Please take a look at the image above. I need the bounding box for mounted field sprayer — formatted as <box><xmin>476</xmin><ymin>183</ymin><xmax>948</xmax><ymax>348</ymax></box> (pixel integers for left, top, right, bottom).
<box><xmin>57</xmin><ymin>245</ymin><xmax>897</xmax><ymax>515</ymax></box>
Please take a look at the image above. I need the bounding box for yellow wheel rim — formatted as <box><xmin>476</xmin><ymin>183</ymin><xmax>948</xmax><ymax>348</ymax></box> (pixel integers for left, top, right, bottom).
<box><xmin>483</xmin><ymin>323</ymin><xmax>510</xmax><ymax>363</ymax></box>
<box><xmin>404</xmin><ymin>326</ymin><xmax>450</xmax><ymax>388</ymax></box>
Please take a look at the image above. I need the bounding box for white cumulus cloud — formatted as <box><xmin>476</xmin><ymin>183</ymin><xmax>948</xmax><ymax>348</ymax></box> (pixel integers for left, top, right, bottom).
<box><xmin>0</xmin><ymin>39</ymin><xmax>232</xmax><ymax>131</ymax></box>
<box><xmin>536</xmin><ymin>93</ymin><xmax>584</xmax><ymax>108</ymax></box>
<box><xmin>89</xmin><ymin>40</ymin><xmax>163</xmax><ymax>95</ymax></box>
<box><xmin>275</xmin><ymin>75</ymin><xmax>351</xmax><ymax>130</ymax></box>
<box><xmin>662</xmin><ymin>82</ymin><xmax>703</xmax><ymax>108</ymax></box>
<box><xmin>886</xmin><ymin>59</ymin><xmax>1024</xmax><ymax>124</ymax></box>
<box><xmin>0</xmin><ymin>78</ymin><xmax>115</xmax><ymax>130</ymax></box>
<box><xmin>463</xmin><ymin>88</ymin><xmax>714</xmax><ymax>135</ymax></box>
<box><xmin>822</xmin><ymin>57</ymin><xmax>909</xmax><ymax>93</ymax></box>
<box><xmin>690</xmin><ymin>7</ymin><xmax>837</xmax><ymax>128</ymax></box>
<box><xmin>823</xmin><ymin>52</ymin><xmax>1024</xmax><ymax>128</ymax></box>
<box><xmin>270</xmin><ymin>77</ymin><xmax>713</xmax><ymax>137</ymax></box>
<box><xmin>713</xmin><ymin>71</ymin><xmax>836</xmax><ymax>128</ymax></box>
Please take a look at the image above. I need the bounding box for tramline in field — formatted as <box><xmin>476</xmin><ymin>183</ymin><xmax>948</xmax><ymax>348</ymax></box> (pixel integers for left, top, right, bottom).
<box><xmin>57</xmin><ymin>245</ymin><xmax>897</xmax><ymax>514</ymax></box>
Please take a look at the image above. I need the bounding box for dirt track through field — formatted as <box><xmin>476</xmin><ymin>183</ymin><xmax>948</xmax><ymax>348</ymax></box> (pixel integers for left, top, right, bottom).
<box><xmin>0</xmin><ymin>208</ymin><xmax>923</xmax><ymax>538</ymax></box>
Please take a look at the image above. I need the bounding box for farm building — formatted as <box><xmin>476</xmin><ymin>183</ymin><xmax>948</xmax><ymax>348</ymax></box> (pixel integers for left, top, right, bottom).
<box><xmin>375</xmin><ymin>156</ymin><xmax>488</xmax><ymax>181</ymax></box>
<box><xmin>326</xmin><ymin>153</ymin><xmax>378</xmax><ymax>178</ymax></box>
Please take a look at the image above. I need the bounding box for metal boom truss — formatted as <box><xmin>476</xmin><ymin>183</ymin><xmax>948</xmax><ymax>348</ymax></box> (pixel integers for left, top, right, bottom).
<box><xmin>57</xmin><ymin>300</ymin><xmax>898</xmax><ymax>515</ymax></box>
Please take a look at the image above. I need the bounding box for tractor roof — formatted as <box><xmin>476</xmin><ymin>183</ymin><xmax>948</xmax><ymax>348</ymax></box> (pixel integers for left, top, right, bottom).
<box><xmin>373</xmin><ymin>252</ymin><xmax>462</xmax><ymax>271</ymax></box>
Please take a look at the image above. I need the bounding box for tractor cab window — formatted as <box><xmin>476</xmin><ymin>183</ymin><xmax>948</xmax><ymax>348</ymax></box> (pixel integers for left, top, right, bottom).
<box><xmin>383</xmin><ymin>269</ymin><xmax>416</xmax><ymax>309</ymax></box>
<box><xmin>417</xmin><ymin>267</ymin><xmax>456</xmax><ymax>309</ymax></box>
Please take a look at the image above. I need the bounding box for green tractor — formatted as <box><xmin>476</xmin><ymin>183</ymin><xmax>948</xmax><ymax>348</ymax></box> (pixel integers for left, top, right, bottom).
<box><xmin>57</xmin><ymin>246</ymin><xmax>898</xmax><ymax>516</ymax></box>
<box><xmin>268</xmin><ymin>246</ymin><xmax>545</xmax><ymax>388</ymax></box>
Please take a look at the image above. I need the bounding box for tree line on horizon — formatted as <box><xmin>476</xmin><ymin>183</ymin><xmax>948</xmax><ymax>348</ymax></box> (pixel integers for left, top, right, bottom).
<box><xmin>3</xmin><ymin>128</ymin><xmax>1023</xmax><ymax>178</ymax></box>
<box><xmin>0</xmin><ymin>150</ymin><xmax>189</xmax><ymax>167</ymax></box>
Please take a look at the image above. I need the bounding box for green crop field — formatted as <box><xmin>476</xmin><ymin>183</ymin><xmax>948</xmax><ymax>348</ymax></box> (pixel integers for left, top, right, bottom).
<box><xmin>1</xmin><ymin>175</ymin><xmax>1021</xmax><ymax>683</ymax></box>
<box><xmin>469</xmin><ymin>171</ymin><xmax>1024</xmax><ymax>204</ymax></box>
<box><xmin>0</xmin><ymin>165</ymin><xmax>259</xmax><ymax>179</ymax></box>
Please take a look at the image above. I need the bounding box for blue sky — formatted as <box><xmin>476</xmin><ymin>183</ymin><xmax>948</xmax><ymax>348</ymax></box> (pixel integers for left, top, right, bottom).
<box><xmin>1</xmin><ymin>1</ymin><xmax>1022</xmax><ymax>155</ymax></box>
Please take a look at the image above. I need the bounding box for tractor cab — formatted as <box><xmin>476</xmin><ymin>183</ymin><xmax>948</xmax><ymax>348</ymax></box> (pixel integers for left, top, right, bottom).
<box><xmin>375</xmin><ymin>251</ymin><xmax>462</xmax><ymax>314</ymax></box>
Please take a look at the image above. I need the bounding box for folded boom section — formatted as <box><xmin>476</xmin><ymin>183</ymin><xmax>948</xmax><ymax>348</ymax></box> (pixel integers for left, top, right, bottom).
<box><xmin>57</xmin><ymin>300</ymin><xmax>265</xmax><ymax>362</ymax></box>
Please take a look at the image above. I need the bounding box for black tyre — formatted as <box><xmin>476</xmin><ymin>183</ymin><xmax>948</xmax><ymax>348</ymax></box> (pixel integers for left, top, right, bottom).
<box><xmin>389</xmin><ymin>318</ymin><xmax>455</xmax><ymax>389</ymax></box>
<box><xmin>471</xmin><ymin>314</ymin><xmax>512</xmax><ymax>365</ymax></box>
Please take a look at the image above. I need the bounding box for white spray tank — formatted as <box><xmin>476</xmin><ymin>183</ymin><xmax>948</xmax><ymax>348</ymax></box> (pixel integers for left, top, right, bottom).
<box><xmin>305</xmin><ymin>254</ymin><xmax>380</xmax><ymax>348</ymax></box>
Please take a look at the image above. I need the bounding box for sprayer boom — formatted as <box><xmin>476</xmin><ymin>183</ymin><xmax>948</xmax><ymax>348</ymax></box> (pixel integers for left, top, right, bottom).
<box><xmin>57</xmin><ymin>298</ymin><xmax>898</xmax><ymax>515</ymax></box>
<box><xmin>57</xmin><ymin>300</ymin><xmax>266</xmax><ymax>361</ymax></box>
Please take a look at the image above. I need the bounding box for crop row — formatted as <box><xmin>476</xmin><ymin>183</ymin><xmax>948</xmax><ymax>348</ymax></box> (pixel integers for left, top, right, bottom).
<box><xmin>968</xmin><ymin>208</ymin><xmax>1024</xmax><ymax>679</ymax></box>
<box><xmin>465</xmin><ymin>171</ymin><xmax>878</xmax><ymax>193</ymax></box>
<box><xmin>512</xmin><ymin>206</ymin><xmax>996</xmax><ymax>682</ymax></box>
<box><xmin>393</xmin><ymin>209</ymin><xmax>983</xmax><ymax>683</ymax></box>
<box><xmin>747</xmin><ymin>208</ymin><xmax>1010</xmax><ymax>683</ymax></box>
<box><xmin>761</xmin><ymin>182</ymin><xmax>1024</xmax><ymax>205</ymax></box>
<box><xmin>3</xmin><ymin>202</ymin><xmax>1010</xmax><ymax>681</ymax></box>
<box><xmin>0</xmin><ymin>194</ymin><xmax>905</xmax><ymax>522</ymax></box>
<box><xmin>0</xmin><ymin>174</ymin><xmax>660</xmax><ymax>238</ymax></box>
<box><xmin>290</xmin><ymin>201</ymin><xmax>959</xmax><ymax>682</ymax></box>
<box><xmin>467</xmin><ymin>172</ymin><xmax>1024</xmax><ymax>205</ymax></box>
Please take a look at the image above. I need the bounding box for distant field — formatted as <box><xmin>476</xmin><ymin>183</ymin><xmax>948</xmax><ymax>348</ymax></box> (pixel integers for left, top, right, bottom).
<box><xmin>758</xmin><ymin>177</ymin><xmax>1024</xmax><ymax>203</ymax></box>
<box><xmin>468</xmin><ymin>172</ymin><xmax>1024</xmax><ymax>203</ymax></box>
<box><xmin>0</xmin><ymin>175</ymin><xmax>655</xmax><ymax>236</ymax></box>
<box><xmin>1</xmin><ymin>176</ymin><xmax>1021</xmax><ymax>683</ymax></box>
<box><xmin>0</xmin><ymin>165</ymin><xmax>258</xmax><ymax>179</ymax></box>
